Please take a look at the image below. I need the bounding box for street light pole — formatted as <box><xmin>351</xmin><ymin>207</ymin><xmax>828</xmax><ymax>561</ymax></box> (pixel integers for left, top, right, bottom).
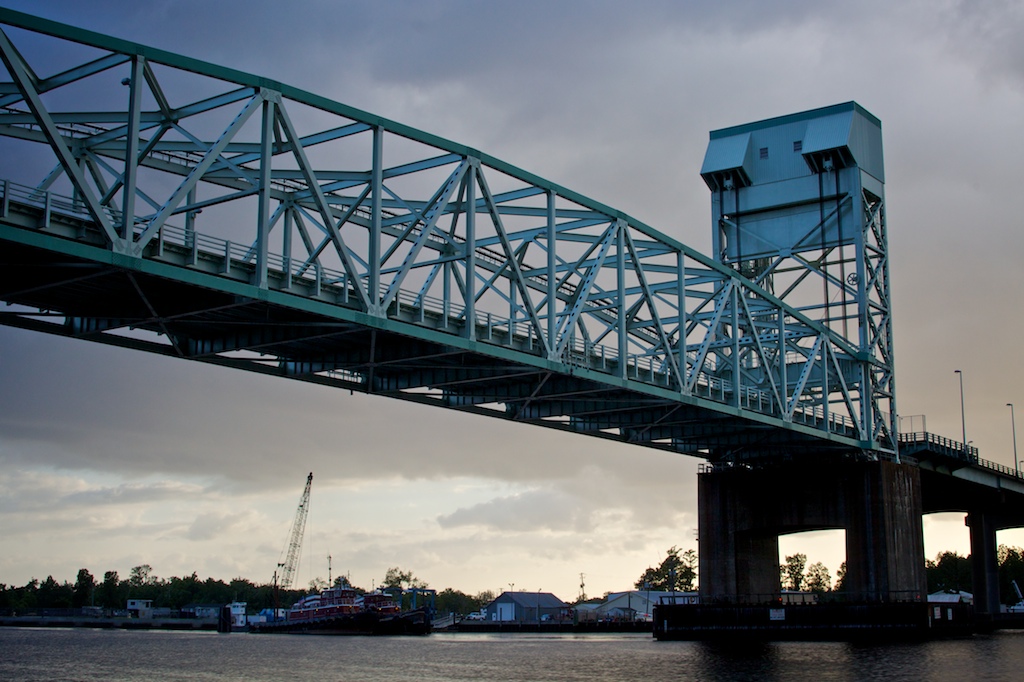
<box><xmin>955</xmin><ymin>370</ymin><xmax>966</xmax><ymax>452</ymax></box>
<box><xmin>1009</xmin><ymin>403</ymin><xmax>1019</xmax><ymax>475</ymax></box>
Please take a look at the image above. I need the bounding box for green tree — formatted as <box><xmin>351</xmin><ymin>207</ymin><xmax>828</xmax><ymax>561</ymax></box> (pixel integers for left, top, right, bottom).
<box><xmin>199</xmin><ymin>577</ymin><xmax>233</xmax><ymax>605</ymax></box>
<box><xmin>381</xmin><ymin>567</ymin><xmax>427</xmax><ymax>590</ymax></box>
<box><xmin>72</xmin><ymin>568</ymin><xmax>95</xmax><ymax>608</ymax></box>
<box><xmin>97</xmin><ymin>571</ymin><xmax>122</xmax><ymax>609</ymax></box>
<box><xmin>926</xmin><ymin>551</ymin><xmax>971</xmax><ymax>594</ymax></box>
<box><xmin>781</xmin><ymin>553</ymin><xmax>807</xmax><ymax>591</ymax></box>
<box><xmin>804</xmin><ymin>562</ymin><xmax>831</xmax><ymax>593</ymax></box>
<box><xmin>37</xmin><ymin>575</ymin><xmax>74</xmax><ymax>608</ymax></box>
<box><xmin>834</xmin><ymin>561</ymin><xmax>847</xmax><ymax>593</ymax></box>
<box><xmin>128</xmin><ymin>564</ymin><xmax>154</xmax><ymax>588</ymax></box>
<box><xmin>998</xmin><ymin>545</ymin><xmax>1024</xmax><ymax>606</ymax></box>
<box><xmin>229</xmin><ymin>577</ymin><xmax>260</xmax><ymax>605</ymax></box>
<box><xmin>634</xmin><ymin>546</ymin><xmax>698</xmax><ymax>592</ymax></box>
<box><xmin>165</xmin><ymin>572</ymin><xmax>202</xmax><ymax>609</ymax></box>
<box><xmin>435</xmin><ymin>588</ymin><xmax>482</xmax><ymax>615</ymax></box>
<box><xmin>9</xmin><ymin>579</ymin><xmax>39</xmax><ymax>611</ymax></box>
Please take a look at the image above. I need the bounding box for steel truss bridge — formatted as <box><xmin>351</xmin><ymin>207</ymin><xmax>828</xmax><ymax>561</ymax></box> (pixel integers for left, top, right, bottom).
<box><xmin>0</xmin><ymin>9</ymin><xmax>917</xmax><ymax>465</ymax></box>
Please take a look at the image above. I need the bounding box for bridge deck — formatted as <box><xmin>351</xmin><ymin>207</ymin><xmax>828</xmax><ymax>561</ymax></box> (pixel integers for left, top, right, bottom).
<box><xmin>1</xmin><ymin>180</ymin><xmax>860</xmax><ymax>462</ymax></box>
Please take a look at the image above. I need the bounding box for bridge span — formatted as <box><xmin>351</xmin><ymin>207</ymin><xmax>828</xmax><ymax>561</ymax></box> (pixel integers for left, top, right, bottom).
<box><xmin>0</xmin><ymin>8</ymin><xmax>1021</xmax><ymax>628</ymax></box>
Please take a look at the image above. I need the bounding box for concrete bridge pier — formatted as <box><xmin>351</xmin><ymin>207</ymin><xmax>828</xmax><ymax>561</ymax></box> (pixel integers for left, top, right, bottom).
<box><xmin>698</xmin><ymin>460</ymin><xmax>928</xmax><ymax>601</ymax></box>
<box><xmin>967</xmin><ymin>511</ymin><xmax>1000</xmax><ymax>622</ymax></box>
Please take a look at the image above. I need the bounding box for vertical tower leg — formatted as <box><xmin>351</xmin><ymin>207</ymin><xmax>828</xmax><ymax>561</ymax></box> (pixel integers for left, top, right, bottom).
<box><xmin>698</xmin><ymin>468</ymin><xmax>781</xmax><ymax>601</ymax></box>
<box><xmin>967</xmin><ymin>511</ymin><xmax>1000</xmax><ymax>623</ymax></box>
<box><xmin>843</xmin><ymin>461</ymin><xmax>926</xmax><ymax>600</ymax></box>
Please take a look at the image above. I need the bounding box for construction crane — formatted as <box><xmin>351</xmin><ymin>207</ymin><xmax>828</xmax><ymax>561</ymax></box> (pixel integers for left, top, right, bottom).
<box><xmin>277</xmin><ymin>472</ymin><xmax>312</xmax><ymax>590</ymax></box>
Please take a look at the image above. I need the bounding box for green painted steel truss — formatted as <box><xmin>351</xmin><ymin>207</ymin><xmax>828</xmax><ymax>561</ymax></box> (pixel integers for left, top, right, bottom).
<box><xmin>0</xmin><ymin>8</ymin><xmax>894</xmax><ymax>462</ymax></box>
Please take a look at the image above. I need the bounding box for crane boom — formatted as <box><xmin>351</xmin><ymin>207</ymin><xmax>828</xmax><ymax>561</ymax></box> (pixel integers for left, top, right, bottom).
<box><xmin>278</xmin><ymin>472</ymin><xmax>312</xmax><ymax>590</ymax></box>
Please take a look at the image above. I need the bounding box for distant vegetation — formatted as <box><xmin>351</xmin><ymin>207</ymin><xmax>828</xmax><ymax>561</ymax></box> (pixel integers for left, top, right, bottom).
<box><xmin>634</xmin><ymin>546</ymin><xmax>698</xmax><ymax>592</ymax></box>
<box><xmin>4</xmin><ymin>546</ymin><xmax>1023</xmax><ymax>613</ymax></box>
<box><xmin>924</xmin><ymin>545</ymin><xmax>1024</xmax><ymax>603</ymax></box>
<box><xmin>0</xmin><ymin>564</ymin><xmax>493</xmax><ymax>615</ymax></box>
<box><xmin>631</xmin><ymin>544</ymin><xmax>1024</xmax><ymax>606</ymax></box>
<box><xmin>773</xmin><ymin>545</ymin><xmax>1024</xmax><ymax>606</ymax></box>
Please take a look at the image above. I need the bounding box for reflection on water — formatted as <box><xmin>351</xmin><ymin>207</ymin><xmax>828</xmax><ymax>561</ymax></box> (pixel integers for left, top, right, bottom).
<box><xmin>1</xmin><ymin>628</ymin><xmax>1023</xmax><ymax>681</ymax></box>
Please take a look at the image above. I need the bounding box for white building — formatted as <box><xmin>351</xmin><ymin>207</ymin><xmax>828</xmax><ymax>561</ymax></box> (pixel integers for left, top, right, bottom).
<box><xmin>126</xmin><ymin>599</ymin><xmax>153</xmax><ymax>618</ymax></box>
<box><xmin>596</xmin><ymin>591</ymin><xmax>697</xmax><ymax>622</ymax></box>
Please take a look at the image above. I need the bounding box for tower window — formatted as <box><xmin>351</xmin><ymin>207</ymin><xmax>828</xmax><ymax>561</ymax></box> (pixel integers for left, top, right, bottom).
<box><xmin>793</xmin><ymin>140</ymin><xmax>803</xmax><ymax>152</ymax></box>
<box><xmin>759</xmin><ymin>147</ymin><xmax>769</xmax><ymax>160</ymax></box>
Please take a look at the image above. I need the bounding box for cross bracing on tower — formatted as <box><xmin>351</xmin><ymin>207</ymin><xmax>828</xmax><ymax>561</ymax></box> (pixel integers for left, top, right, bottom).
<box><xmin>0</xmin><ymin>8</ymin><xmax>897</xmax><ymax>463</ymax></box>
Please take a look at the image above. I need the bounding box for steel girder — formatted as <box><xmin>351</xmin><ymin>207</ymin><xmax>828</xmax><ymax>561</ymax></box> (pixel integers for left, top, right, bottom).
<box><xmin>0</xmin><ymin>9</ymin><xmax>886</xmax><ymax>461</ymax></box>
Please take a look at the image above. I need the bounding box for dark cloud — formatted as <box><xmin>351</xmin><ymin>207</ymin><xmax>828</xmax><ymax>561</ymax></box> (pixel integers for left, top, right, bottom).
<box><xmin>946</xmin><ymin>0</ymin><xmax>1024</xmax><ymax>86</ymax></box>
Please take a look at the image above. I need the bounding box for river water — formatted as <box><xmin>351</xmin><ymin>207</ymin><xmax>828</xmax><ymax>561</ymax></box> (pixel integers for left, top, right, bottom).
<box><xmin>2</xmin><ymin>628</ymin><xmax>1023</xmax><ymax>681</ymax></box>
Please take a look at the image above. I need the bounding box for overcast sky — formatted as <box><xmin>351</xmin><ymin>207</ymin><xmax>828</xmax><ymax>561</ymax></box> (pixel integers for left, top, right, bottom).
<box><xmin>1</xmin><ymin>0</ymin><xmax>1023</xmax><ymax>600</ymax></box>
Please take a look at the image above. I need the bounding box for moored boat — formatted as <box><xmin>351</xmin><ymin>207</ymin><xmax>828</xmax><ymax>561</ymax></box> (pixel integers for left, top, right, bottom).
<box><xmin>251</xmin><ymin>587</ymin><xmax>431</xmax><ymax>636</ymax></box>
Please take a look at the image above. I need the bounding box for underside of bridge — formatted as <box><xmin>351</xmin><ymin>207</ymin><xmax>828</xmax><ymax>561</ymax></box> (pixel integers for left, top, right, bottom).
<box><xmin>918</xmin><ymin>466</ymin><xmax>1024</xmax><ymax>620</ymax></box>
<box><xmin>0</xmin><ymin>228</ymin><xmax>852</xmax><ymax>464</ymax></box>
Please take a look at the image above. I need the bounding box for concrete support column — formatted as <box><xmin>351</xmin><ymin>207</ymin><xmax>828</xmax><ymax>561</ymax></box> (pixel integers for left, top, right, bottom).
<box><xmin>843</xmin><ymin>461</ymin><xmax>926</xmax><ymax>600</ymax></box>
<box><xmin>698</xmin><ymin>460</ymin><xmax>926</xmax><ymax>604</ymax></box>
<box><xmin>736</xmin><ymin>530</ymin><xmax>781</xmax><ymax>599</ymax></box>
<box><xmin>967</xmin><ymin>511</ymin><xmax>1000</xmax><ymax>621</ymax></box>
<box><xmin>698</xmin><ymin>467</ymin><xmax>781</xmax><ymax>601</ymax></box>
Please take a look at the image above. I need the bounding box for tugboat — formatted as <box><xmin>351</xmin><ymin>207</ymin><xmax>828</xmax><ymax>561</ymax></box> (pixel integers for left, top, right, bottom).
<box><xmin>251</xmin><ymin>586</ymin><xmax>432</xmax><ymax>636</ymax></box>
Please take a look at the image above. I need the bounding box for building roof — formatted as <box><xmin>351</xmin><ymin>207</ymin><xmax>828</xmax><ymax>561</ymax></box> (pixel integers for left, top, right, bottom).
<box><xmin>493</xmin><ymin>591</ymin><xmax>568</xmax><ymax>609</ymax></box>
<box><xmin>928</xmin><ymin>590</ymin><xmax>973</xmax><ymax>603</ymax></box>
<box><xmin>701</xmin><ymin>100</ymin><xmax>884</xmax><ymax>190</ymax></box>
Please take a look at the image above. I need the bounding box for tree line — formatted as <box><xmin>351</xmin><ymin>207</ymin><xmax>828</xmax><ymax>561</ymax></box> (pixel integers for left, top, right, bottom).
<box><xmin>778</xmin><ymin>546</ymin><xmax>1024</xmax><ymax>604</ymax></box>
<box><xmin>5</xmin><ymin>546</ymin><xmax>1023</xmax><ymax>614</ymax></box>
<box><xmin>634</xmin><ymin>545</ymin><xmax>1024</xmax><ymax>606</ymax></box>
<box><xmin>0</xmin><ymin>563</ymin><xmax>494</xmax><ymax>616</ymax></box>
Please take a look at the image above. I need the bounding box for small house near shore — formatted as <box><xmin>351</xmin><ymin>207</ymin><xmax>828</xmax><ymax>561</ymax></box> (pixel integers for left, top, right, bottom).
<box><xmin>589</xmin><ymin>590</ymin><xmax>691</xmax><ymax>622</ymax></box>
<box><xmin>484</xmin><ymin>591</ymin><xmax>569</xmax><ymax>623</ymax></box>
<box><xmin>126</xmin><ymin>599</ymin><xmax>153</xmax><ymax>618</ymax></box>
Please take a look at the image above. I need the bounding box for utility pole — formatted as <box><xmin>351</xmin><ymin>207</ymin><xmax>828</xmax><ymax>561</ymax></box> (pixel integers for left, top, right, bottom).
<box><xmin>955</xmin><ymin>370</ymin><xmax>966</xmax><ymax>452</ymax></box>
<box><xmin>1009</xmin><ymin>403</ymin><xmax>1019</xmax><ymax>474</ymax></box>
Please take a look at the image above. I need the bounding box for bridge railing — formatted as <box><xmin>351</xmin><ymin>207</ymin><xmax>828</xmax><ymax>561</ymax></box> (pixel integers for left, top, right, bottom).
<box><xmin>973</xmin><ymin>456</ymin><xmax>1024</xmax><ymax>479</ymax></box>
<box><xmin>898</xmin><ymin>432</ymin><xmax>1023</xmax><ymax>479</ymax></box>
<box><xmin>898</xmin><ymin>432</ymin><xmax>978</xmax><ymax>460</ymax></box>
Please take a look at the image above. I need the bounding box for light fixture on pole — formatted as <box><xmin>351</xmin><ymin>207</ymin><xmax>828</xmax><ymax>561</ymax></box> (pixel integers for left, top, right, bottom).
<box><xmin>1009</xmin><ymin>403</ymin><xmax>1019</xmax><ymax>475</ymax></box>
<box><xmin>955</xmin><ymin>370</ymin><xmax>966</xmax><ymax>452</ymax></box>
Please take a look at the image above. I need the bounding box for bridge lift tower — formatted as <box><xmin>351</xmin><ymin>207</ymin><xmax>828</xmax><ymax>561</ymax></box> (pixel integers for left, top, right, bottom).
<box><xmin>701</xmin><ymin>102</ymin><xmax>895</xmax><ymax>460</ymax></box>
<box><xmin>696</xmin><ymin>104</ymin><xmax>922</xmax><ymax>603</ymax></box>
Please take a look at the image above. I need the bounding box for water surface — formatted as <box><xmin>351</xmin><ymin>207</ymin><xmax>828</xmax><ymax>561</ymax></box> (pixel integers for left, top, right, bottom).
<box><xmin>2</xmin><ymin>628</ymin><xmax>1023</xmax><ymax>681</ymax></box>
